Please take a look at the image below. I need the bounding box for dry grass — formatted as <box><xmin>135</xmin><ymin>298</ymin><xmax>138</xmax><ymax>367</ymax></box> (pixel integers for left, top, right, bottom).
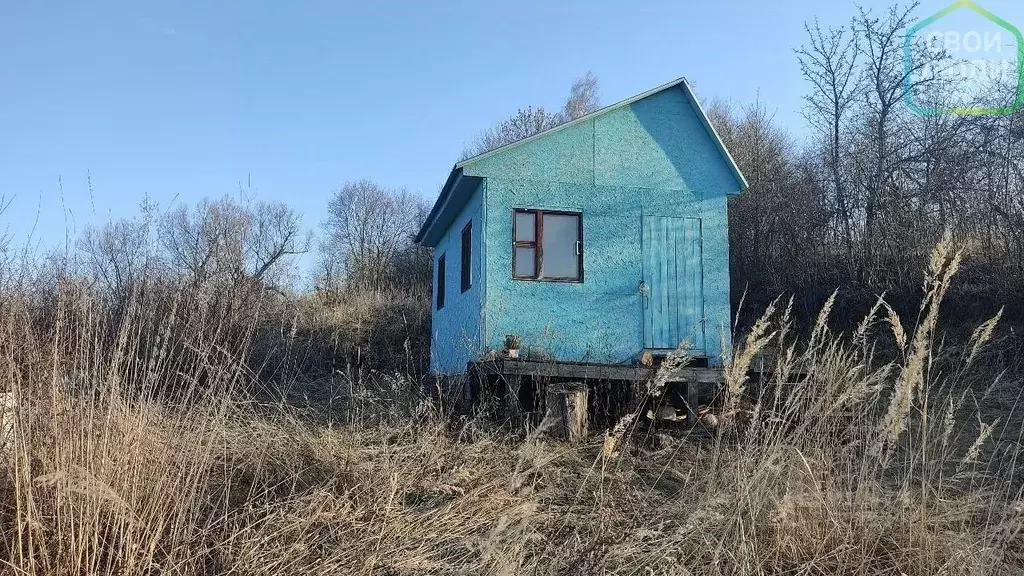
<box><xmin>1</xmin><ymin>240</ymin><xmax>1023</xmax><ymax>575</ymax></box>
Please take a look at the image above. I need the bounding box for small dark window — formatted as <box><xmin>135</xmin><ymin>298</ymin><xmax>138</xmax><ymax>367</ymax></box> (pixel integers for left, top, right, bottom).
<box><xmin>461</xmin><ymin>221</ymin><xmax>472</xmax><ymax>293</ymax></box>
<box><xmin>436</xmin><ymin>253</ymin><xmax>446</xmax><ymax>310</ymax></box>
<box><xmin>512</xmin><ymin>209</ymin><xmax>583</xmax><ymax>282</ymax></box>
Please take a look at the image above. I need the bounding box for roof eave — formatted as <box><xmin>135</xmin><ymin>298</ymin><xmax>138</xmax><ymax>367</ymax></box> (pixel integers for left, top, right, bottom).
<box><xmin>414</xmin><ymin>166</ymin><xmax>463</xmax><ymax>246</ymax></box>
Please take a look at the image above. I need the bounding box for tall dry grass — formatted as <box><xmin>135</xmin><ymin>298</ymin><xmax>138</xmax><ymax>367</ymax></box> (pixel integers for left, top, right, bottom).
<box><xmin>0</xmin><ymin>239</ymin><xmax>1022</xmax><ymax>575</ymax></box>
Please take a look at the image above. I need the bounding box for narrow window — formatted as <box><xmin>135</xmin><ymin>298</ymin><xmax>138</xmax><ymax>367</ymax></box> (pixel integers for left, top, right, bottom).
<box><xmin>460</xmin><ymin>221</ymin><xmax>472</xmax><ymax>293</ymax></box>
<box><xmin>512</xmin><ymin>209</ymin><xmax>583</xmax><ymax>282</ymax></box>
<box><xmin>436</xmin><ymin>253</ymin><xmax>446</xmax><ymax>310</ymax></box>
<box><xmin>513</xmin><ymin>210</ymin><xmax>537</xmax><ymax>278</ymax></box>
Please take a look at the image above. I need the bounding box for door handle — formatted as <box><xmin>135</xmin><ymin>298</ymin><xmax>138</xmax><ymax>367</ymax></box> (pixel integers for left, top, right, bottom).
<box><xmin>639</xmin><ymin>281</ymin><xmax>650</xmax><ymax>308</ymax></box>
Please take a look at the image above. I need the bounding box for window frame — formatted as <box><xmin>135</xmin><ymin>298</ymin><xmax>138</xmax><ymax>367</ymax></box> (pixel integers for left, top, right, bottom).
<box><xmin>436</xmin><ymin>253</ymin><xmax>446</xmax><ymax>310</ymax></box>
<box><xmin>511</xmin><ymin>209</ymin><xmax>584</xmax><ymax>283</ymax></box>
<box><xmin>460</xmin><ymin>220</ymin><xmax>472</xmax><ymax>293</ymax></box>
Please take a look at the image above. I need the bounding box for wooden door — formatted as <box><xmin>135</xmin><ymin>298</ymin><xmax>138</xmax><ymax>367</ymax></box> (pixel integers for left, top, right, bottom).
<box><xmin>642</xmin><ymin>216</ymin><xmax>706</xmax><ymax>353</ymax></box>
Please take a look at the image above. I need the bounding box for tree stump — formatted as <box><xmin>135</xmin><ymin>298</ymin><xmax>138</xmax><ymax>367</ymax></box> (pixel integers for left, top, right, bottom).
<box><xmin>543</xmin><ymin>382</ymin><xmax>589</xmax><ymax>442</ymax></box>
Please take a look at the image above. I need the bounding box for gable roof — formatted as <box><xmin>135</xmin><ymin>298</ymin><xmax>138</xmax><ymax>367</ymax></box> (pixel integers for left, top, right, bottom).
<box><xmin>415</xmin><ymin>77</ymin><xmax>748</xmax><ymax>246</ymax></box>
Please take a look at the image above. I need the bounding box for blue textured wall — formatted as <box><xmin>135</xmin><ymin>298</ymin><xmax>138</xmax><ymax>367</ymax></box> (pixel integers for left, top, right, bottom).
<box><xmin>429</xmin><ymin>179</ymin><xmax>486</xmax><ymax>374</ymax></box>
<box><xmin>432</xmin><ymin>85</ymin><xmax>741</xmax><ymax>371</ymax></box>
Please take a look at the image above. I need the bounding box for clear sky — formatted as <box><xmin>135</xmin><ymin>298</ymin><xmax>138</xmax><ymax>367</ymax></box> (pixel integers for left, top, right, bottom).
<box><xmin>2</xmin><ymin>0</ymin><xmax>1023</xmax><ymax>262</ymax></box>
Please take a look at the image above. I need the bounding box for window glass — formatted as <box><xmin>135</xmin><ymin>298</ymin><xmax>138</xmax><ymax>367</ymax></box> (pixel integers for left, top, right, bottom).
<box><xmin>436</xmin><ymin>254</ymin><xmax>446</xmax><ymax>310</ymax></box>
<box><xmin>461</xmin><ymin>222</ymin><xmax>472</xmax><ymax>292</ymax></box>
<box><xmin>514</xmin><ymin>211</ymin><xmax>535</xmax><ymax>242</ymax></box>
<box><xmin>540</xmin><ymin>213</ymin><xmax>580</xmax><ymax>279</ymax></box>
<box><xmin>514</xmin><ymin>247</ymin><xmax>536</xmax><ymax>277</ymax></box>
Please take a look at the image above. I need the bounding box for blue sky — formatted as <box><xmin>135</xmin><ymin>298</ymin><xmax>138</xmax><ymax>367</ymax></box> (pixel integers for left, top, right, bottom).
<box><xmin>2</xmin><ymin>0</ymin><xmax>1022</xmax><ymax>262</ymax></box>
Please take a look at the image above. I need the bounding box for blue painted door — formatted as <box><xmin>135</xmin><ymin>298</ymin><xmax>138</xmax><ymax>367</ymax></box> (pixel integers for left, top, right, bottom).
<box><xmin>641</xmin><ymin>216</ymin><xmax>706</xmax><ymax>352</ymax></box>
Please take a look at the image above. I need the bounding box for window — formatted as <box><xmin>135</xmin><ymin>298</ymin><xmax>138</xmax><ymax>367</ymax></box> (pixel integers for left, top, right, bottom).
<box><xmin>512</xmin><ymin>209</ymin><xmax>583</xmax><ymax>282</ymax></box>
<box><xmin>436</xmin><ymin>253</ymin><xmax>446</xmax><ymax>310</ymax></box>
<box><xmin>461</xmin><ymin>221</ymin><xmax>472</xmax><ymax>293</ymax></box>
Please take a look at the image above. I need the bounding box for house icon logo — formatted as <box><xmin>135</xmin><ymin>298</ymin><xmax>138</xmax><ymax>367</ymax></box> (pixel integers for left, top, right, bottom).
<box><xmin>904</xmin><ymin>0</ymin><xmax>1024</xmax><ymax>115</ymax></box>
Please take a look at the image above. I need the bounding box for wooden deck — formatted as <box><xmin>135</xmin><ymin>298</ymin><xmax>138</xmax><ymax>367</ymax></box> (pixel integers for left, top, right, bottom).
<box><xmin>472</xmin><ymin>357</ymin><xmax>725</xmax><ymax>384</ymax></box>
<box><xmin>469</xmin><ymin>357</ymin><xmax>723</xmax><ymax>430</ymax></box>
<box><xmin>464</xmin><ymin>355</ymin><xmax>806</xmax><ymax>435</ymax></box>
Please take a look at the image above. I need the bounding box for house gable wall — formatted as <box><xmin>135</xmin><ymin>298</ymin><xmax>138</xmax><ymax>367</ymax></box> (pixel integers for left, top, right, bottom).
<box><xmin>430</xmin><ymin>85</ymin><xmax>742</xmax><ymax>371</ymax></box>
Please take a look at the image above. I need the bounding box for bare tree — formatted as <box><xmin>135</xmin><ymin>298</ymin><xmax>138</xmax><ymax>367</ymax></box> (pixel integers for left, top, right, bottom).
<box><xmin>321</xmin><ymin>180</ymin><xmax>429</xmax><ymax>291</ymax></box>
<box><xmin>797</xmin><ymin>19</ymin><xmax>861</xmax><ymax>266</ymax></box>
<box><xmin>76</xmin><ymin>198</ymin><xmax>162</xmax><ymax>297</ymax></box>
<box><xmin>160</xmin><ymin>196</ymin><xmax>309</xmax><ymax>291</ymax></box>
<box><xmin>720</xmin><ymin>0</ymin><xmax>1024</xmax><ymax>330</ymax></box>
<box><xmin>0</xmin><ymin>194</ymin><xmax>16</xmax><ymax>285</ymax></box>
<box><xmin>712</xmin><ymin>100</ymin><xmax>830</xmax><ymax>317</ymax></box>
<box><xmin>78</xmin><ymin>218</ymin><xmax>153</xmax><ymax>297</ymax></box>
<box><xmin>462</xmin><ymin>72</ymin><xmax>601</xmax><ymax>159</ymax></box>
<box><xmin>563</xmin><ymin>71</ymin><xmax>600</xmax><ymax>121</ymax></box>
<box><xmin>850</xmin><ymin>2</ymin><xmax>950</xmax><ymax>281</ymax></box>
<box><xmin>246</xmin><ymin>201</ymin><xmax>310</xmax><ymax>283</ymax></box>
<box><xmin>462</xmin><ymin>107</ymin><xmax>563</xmax><ymax>160</ymax></box>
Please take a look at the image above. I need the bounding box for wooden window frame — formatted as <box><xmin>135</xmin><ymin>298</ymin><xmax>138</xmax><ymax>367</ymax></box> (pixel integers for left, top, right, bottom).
<box><xmin>436</xmin><ymin>253</ymin><xmax>446</xmax><ymax>310</ymax></box>
<box><xmin>511</xmin><ymin>209</ymin><xmax>584</xmax><ymax>283</ymax></box>
<box><xmin>460</xmin><ymin>221</ymin><xmax>472</xmax><ymax>293</ymax></box>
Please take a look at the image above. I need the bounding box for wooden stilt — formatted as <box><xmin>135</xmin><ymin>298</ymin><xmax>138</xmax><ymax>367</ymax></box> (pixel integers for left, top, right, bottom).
<box><xmin>685</xmin><ymin>381</ymin><xmax>700</xmax><ymax>428</ymax></box>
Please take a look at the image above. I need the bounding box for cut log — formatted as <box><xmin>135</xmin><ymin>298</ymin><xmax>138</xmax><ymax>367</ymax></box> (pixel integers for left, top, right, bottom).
<box><xmin>566</xmin><ymin>386</ymin><xmax>589</xmax><ymax>442</ymax></box>
<box><xmin>543</xmin><ymin>382</ymin><xmax>589</xmax><ymax>442</ymax></box>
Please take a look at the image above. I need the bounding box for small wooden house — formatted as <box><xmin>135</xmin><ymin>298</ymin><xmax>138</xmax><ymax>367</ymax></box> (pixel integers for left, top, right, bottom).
<box><xmin>415</xmin><ymin>78</ymin><xmax>748</xmax><ymax>375</ymax></box>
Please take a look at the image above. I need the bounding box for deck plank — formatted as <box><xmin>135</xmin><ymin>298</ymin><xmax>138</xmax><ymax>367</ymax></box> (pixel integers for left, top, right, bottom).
<box><xmin>473</xmin><ymin>358</ymin><xmax>724</xmax><ymax>384</ymax></box>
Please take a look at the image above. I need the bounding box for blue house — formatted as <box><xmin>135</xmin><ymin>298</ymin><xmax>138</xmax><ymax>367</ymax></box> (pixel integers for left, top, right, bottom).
<box><xmin>415</xmin><ymin>78</ymin><xmax>748</xmax><ymax>375</ymax></box>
